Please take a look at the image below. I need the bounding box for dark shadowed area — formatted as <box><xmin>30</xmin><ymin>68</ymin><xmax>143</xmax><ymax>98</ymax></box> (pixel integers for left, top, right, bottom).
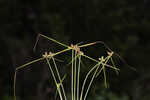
<box><xmin>0</xmin><ymin>0</ymin><xmax>149</xmax><ymax>100</ymax></box>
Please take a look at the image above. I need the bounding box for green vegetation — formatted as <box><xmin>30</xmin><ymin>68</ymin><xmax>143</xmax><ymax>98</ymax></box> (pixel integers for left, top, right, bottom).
<box><xmin>14</xmin><ymin>34</ymin><xmax>120</xmax><ymax>100</ymax></box>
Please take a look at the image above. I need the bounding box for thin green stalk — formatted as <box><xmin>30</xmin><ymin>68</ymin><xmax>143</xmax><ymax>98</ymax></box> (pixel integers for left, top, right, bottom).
<box><xmin>54</xmin><ymin>48</ymin><xmax>71</xmax><ymax>56</ymax></box>
<box><xmin>102</xmin><ymin>56</ymin><xmax>111</xmax><ymax>88</ymax></box>
<box><xmin>102</xmin><ymin>65</ymin><xmax>107</xmax><ymax>88</ymax></box>
<box><xmin>71</xmin><ymin>50</ymin><xmax>74</xmax><ymax>100</ymax></box>
<box><xmin>52</xmin><ymin>57</ymin><xmax>67</xmax><ymax>100</ymax></box>
<box><xmin>66</xmin><ymin>54</ymin><xmax>80</xmax><ymax>66</ymax></box>
<box><xmin>74</xmin><ymin>51</ymin><xmax>77</xmax><ymax>100</ymax></box>
<box><xmin>14</xmin><ymin>70</ymin><xmax>17</xmax><ymax>100</ymax></box>
<box><xmin>40</xmin><ymin>34</ymin><xmax>69</xmax><ymax>48</ymax></box>
<box><xmin>80</xmin><ymin>63</ymin><xmax>100</xmax><ymax>100</ymax></box>
<box><xmin>83</xmin><ymin>64</ymin><xmax>101</xmax><ymax>100</ymax></box>
<box><xmin>77</xmin><ymin>55</ymin><xmax>81</xmax><ymax>100</ymax></box>
<box><xmin>110</xmin><ymin>57</ymin><xmax>119</xmax><ymax>75</ymax></box>
<box><xmin>78</xmin><ymin>42</ymin><xmax>99</xmax><ymax>48</ymax></box>
<box><xmin>16</xmin><ymin>58</ymin><xmax>44</xmax><ymax>70</ymax></box>
<box><xmin>82</xmin><ymin>54</ymin><xmax>119</xmax><ymax>71</ymax></box>
<box><xmin>103</xmin><ymin>56</ymin><xmax>112</xmax><ymax>88</ymax></box>
<box><xmin>46</xmin><ymin>58</ymin><xmax>63</xmax><ymax>100</ymax></box>
<box><xmin>15</xmin><ymin>48</ymin><xmax>71</xmax><ymax>71</ymax></box>
<box><xmin>82</xmin><ymin>54</ymin><xmax>98</xmax><ymax>63</ymax></box>
<box><xmin>96</xmin><ymin>56</ymin><xmax>112</xmax><ymax>88</ymax></box>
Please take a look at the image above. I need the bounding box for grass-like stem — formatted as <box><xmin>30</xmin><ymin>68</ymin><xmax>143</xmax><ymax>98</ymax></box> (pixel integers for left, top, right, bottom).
<box><xmin>46</xmin><ymin>58</ymin><xmax>63</xmax><ymax>100</ymax></box>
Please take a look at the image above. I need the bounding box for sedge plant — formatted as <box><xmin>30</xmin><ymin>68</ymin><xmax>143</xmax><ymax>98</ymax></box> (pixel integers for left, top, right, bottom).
<box><xmin>14</xmin><ymin>34</ymin><xmax>125</xmax><ymax>100</ymax></box>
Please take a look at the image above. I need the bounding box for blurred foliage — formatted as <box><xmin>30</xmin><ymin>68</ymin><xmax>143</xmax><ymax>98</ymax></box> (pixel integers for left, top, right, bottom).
<box><xmin>0</xmin><ymin>0</ymin><xmax>148</xmax><ymax>100</ymax></box>
<box><xmin>89</xmin><ymin>89</ymin><xmax>130</xmax><ymax>100</ymax></box>
<box><xmin>0</xmin><ymin>95</ymin><xmax>12</xmax><ymax>100</ymax></box>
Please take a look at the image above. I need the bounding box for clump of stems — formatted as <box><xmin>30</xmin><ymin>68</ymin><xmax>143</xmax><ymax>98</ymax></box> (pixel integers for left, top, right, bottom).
<box><xmin>14</xmin><ymin>34</ymin><xmax>120</xmax><ymax>100</ymax></box>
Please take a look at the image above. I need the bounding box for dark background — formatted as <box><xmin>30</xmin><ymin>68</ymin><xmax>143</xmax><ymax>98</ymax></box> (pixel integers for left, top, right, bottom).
<box><xmin>0</xmin><ymin>0</ymin><xmax>149</xmax><ymax>100</ymax></box>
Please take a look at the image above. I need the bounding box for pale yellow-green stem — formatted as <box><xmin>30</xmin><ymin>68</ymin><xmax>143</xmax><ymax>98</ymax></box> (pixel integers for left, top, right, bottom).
<box><xmin>39</xmin><ymin>34</ymin><xmax>69</xmax><ymax>48</ymax></box>
<box><xmin>52</xmin><ymin>57</ymin><xmax>67</xmax><ymax>100</ymax></box>
<box><xmin>80</xmin><ymin>63</ymin><xmax>100</xmax><ymax>100</ymax></box>
<box><xmin>77</xmin><ymin>55</ymin><xmax>81</xmax><ymax>100</ymax></box>
<box><xmin>83</xmin><ymin>64</ymin><xmax>101</xmax><ymax>100</ymax></box>
<box><xmin>46</xmin><ymin>58</ymin><xmax>63</xmax><ymax>100</ymax></box>
<box><xmin>74</xmin><ymin>51</ymin><xmax>77</xmax><ymax>100</ymax></box>
<box><xmin>71</xmin><ymin>50</ymin><xmax>74</xmax><ymax>100</ymax></box>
